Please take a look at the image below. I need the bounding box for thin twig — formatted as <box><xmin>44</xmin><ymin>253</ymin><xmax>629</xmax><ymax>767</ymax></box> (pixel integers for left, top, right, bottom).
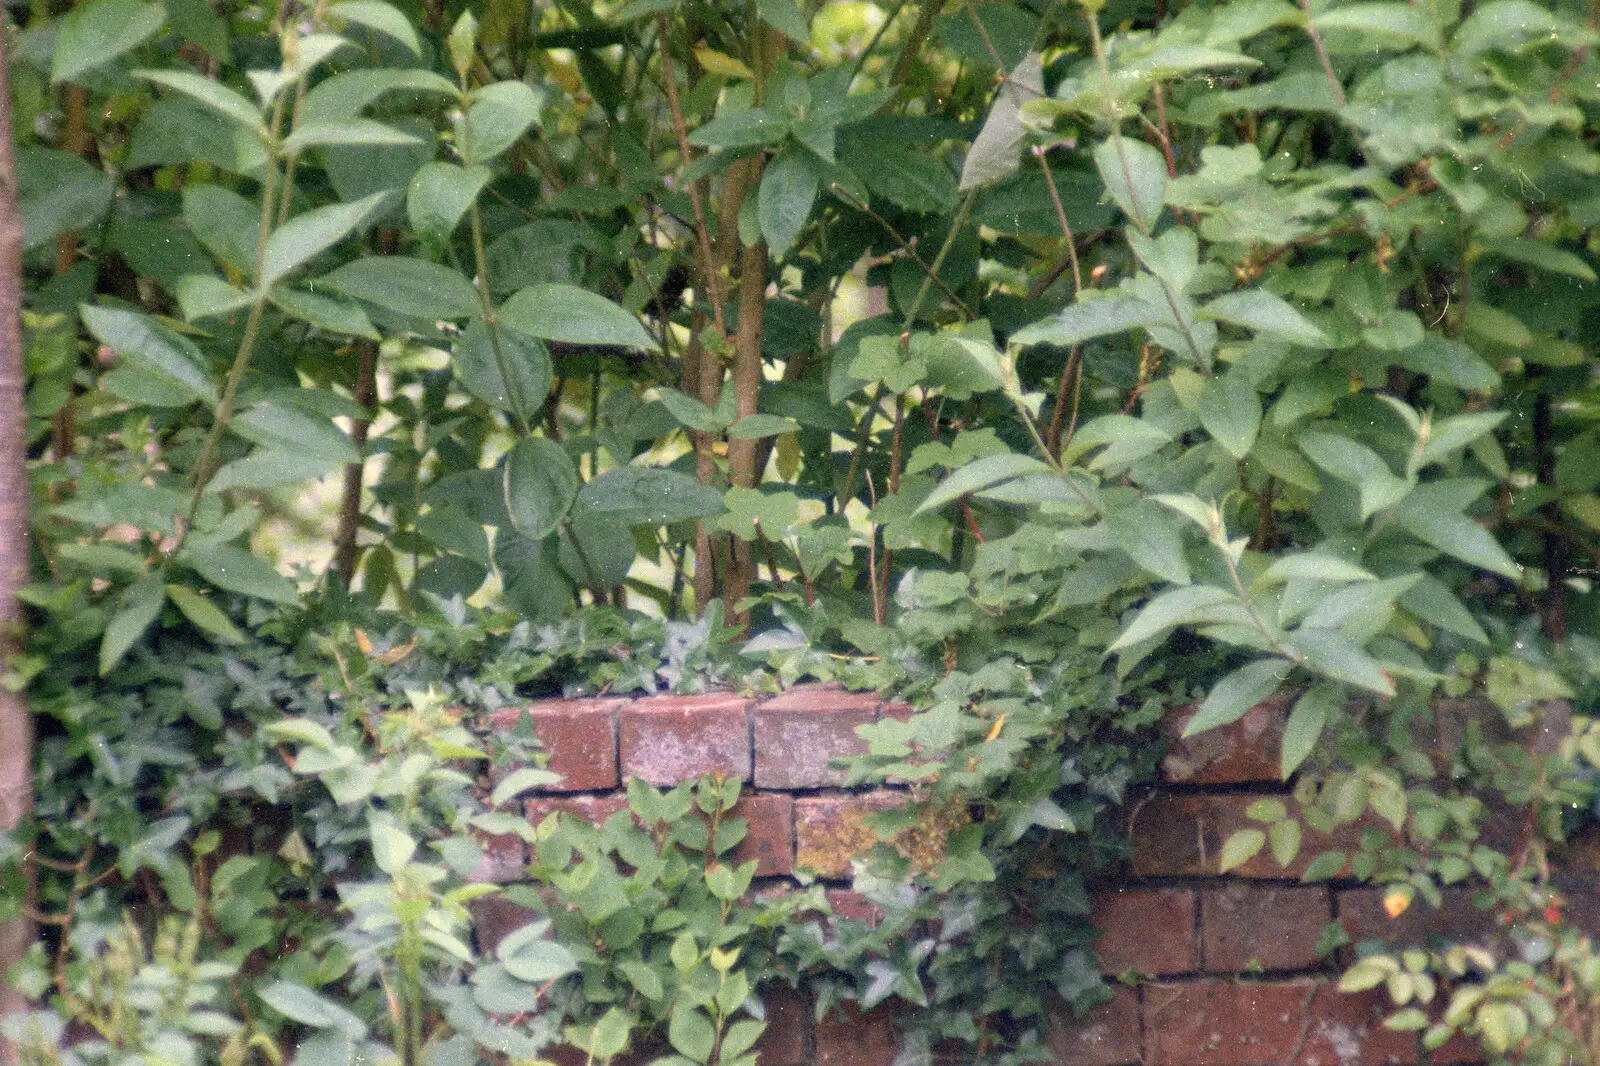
<box><xmin>657</xmin><ymin>15</ymin><xmax>727</xmax><ymax>335</ymax></box>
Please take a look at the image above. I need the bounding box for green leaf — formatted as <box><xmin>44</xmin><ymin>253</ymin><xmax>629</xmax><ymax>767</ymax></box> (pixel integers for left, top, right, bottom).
<box><xmin>1108</xmin><ymin>501</ymin><xmax>1191</xmax><ymax>585</ymax></box>
<box><xmin>176</xmin><ymin>275</ymin><xmax>252</xmax><ymax>322</ymax></box>
<box><xmin>756</xmin><ymin>0</ymin><xmax>810</xmax><ymax>41</ymax></box>
<box><xmin>1298</xmin><ymin>431</ymin><xmax>1409</xmax><ymax>520</ymax></box>
<box><xmin>262</xmin><ymin>192</ymin><xmax>388</xmax><ymax>287</ymax></box>
<box><xmin>1482</xmin><ymin>238</ymin><xmax>1597</xmax><ymax>282</ymax></box>
<box><xmin>165</xmin><ymin>585</ymin><xmax>245</xmax><ymax>645</ymax></box>
<box><xmin>1282</xmin><ymin>682</ymin><xmax>1339</xmax><ymax>778</ymax></box>
<box><xmin>1287</xmin><ymin>628</ymin><xmax>1394</xmax><ymax>696</ymax></box>
<box><xmin>183</xmin><ymin>185</ymin><xmax>260</xmax><ymax>276</ymax></box>
<box><xmin>501</xmin><ymin>936</ymin><xmax>578</xmax><ymax>983</ymax></box>
<box><xmin>721</xmin><ymin>1020</ymin><xmax>765</xmax><ymax>1062</ymax></box>
<box><xmin>1269</xmin><ymin>818</ymin><xmax>1302</xmax><ymax>867</ymax></box>
<box><xmin>1302</xmin><ymin>850</ymin><xmax>1346</xmax><ymax>881</ymax></box>
<box><xmin>500</xmin><ymin>284</ymin><xmax>657</xmax><ymax>351</ymax></box>
<box><xmin>1010</xmin><ymin>293</ymin><xmax>1156</xmax><ymax>348</ymax></box>
<box><xmin>1462</xmin><ymin>304</ymin><xmax>1531</xmax><ymax>348</ymax></box>
<box><xmin>1219</xmin><ymin>828</ymin><xmax>1265</xmax><ymax>872</ymax></box>
<box><xmin>504</xmin><ymin>436</ymin><xmax>577</xmax><ymax>540</ymax></box>
<box><xmin>300</xmin><ymin>68</ymin><xmax>458</xmax><ymax>124</ymax></box>
<box><xmin>328</xmin><ymin>0</ymin><xmax>421</xmax><ymax>54</ymax></box>
<box><xmin>1399</xmin><ymin>575</ymin><xmax>1487</xmax><ymax>645</ymax></box>
<box><xmin>53</xmin><ymin>0</ymin><xmax>166</xmax><ymax>84</ymax></box>
<box><xmin>315</xmin><ymin>256</ymin><xmax>480</xmax><ymax>319</ymax></box>
<box><xmin>960</xmin><ymin>52</ymin><xmax>1041</xmax><ymax>191</ymax></box>
<box><xmin>182</xmin><ymin>543</ymin><xmax>299</xmax><ymax>604</ymax></box>
<box><xmin>1198</xmin><ymin>372</ymin><xmax>1261</xmax><ymax>459</ymax></box>
<box><xmin>166</xmin><ymin>0</ymin><xmax>228</xmax><ymax>60</ymax></box>
<box><xmin>269</xmin><ymin>287</ymin><xmax>379</xmax><ymax>340</ymax></box>
<box><xmin>1313</xmin><ymin>3</ymin><xmax>1442</xmax><ymax>50</ymax></box>
<box><xmin>81</xmin><ymin>305</ymin><xmax>218</xmax><ymax>405</ymax></box>
<box><xmin>258</xmin><ymin>983</ymin><xmax>368</xmax><ymax>1039</ymax></box>
<box><xmin>231</xmin><ymin>398</ymin><xmax>358</xmax><ymax>467</ymax></box>
<box><xmin>576</xmin><ymin>467</ymin><xmax>725</xmax><ymax>525</ymax></box>
<box><xmin>368</xmin><ymin>812</ymin><xmax>416</xmax><ymax>873</ymax></box>
<box><xmin>1392</xmin><ymin>338</ymin><xmax>1499</xmax><ymax>390</ymax></box>
<box><xmin>455</xmin><ymin>318</ymin><xmax>552</xmax><ymax>420</ymax></box>
<box><xmin>759</xmin><ymin>150</ymin><xmax>820</xmax><ymax>259</ymax></box>
<box><xmin>1262</xmin><ymin>554</ymin><xmax>1376</xmax><ymax>585</ymax></box>
<box><xmin>1418</xmin><ymin>412</ymin><xmax>1505</xmax><ymax>469</ymax></box>
<box><xmin>916</xmin><ymin>454</ymin><xmax>1053</xmax><ymax>514</ymax></box>
<box><xmin>1394</xmin><ymin>479</ymin><xmax>1519</xmax><ymax>580</ymax></box>
<box><xmin>688</xmin><ymin>106</ymin><xmax>788</xmax><ymax>150</ymax></box>
<box><xmin>1110</xmin><ymin>585</ymin><xmax>1236</xmax><ymax>652</ymax></box>
<box><xmin>100</xmin><ymin>575</ymin><xmax>165</xmax><ymax>675</ymax></box>
<box><xmin>136</xmin><ymin>69</ymin><xmax>264</xmax><ymax>133</ymax></box>
<box><xmin>1202</xmin><ymin>289</ymin><xmax>1329</xmax><ymax>347</ymax></box>
<box><xmin>1184</xmin><ymin>658</ymin><xmax>1292</xmax><ymax>736</ymax></box>
<box><xmin>669</xmin><ymin>1003</ymin><xmax>716</xmax><ymax>1064</ymax></box>
<box><xmin>408</xmin><ymin>163</ymin><xmax>491</xmax><ymax>245</ymax></box>
<box><xmin>656</xmin><ymin>388</ymin><xmax>725</xmax><ymax>433</ymax></box>
<box><xmin>459</xmin><ymin>81</ymin><xmax>545</xmax><ymax>165</ymax></box>
<box><xmin>280</xmin><ymin>119</ymin><xmax>422</xmax><ymax>153</ymax></box>
<box><xmin>856</xmin><ymin>148</ymin><xmax>958</xmax><ymax>214</ymax></box>
<box><xmin>16</xmin><ymin>147</ymin><xmax>116</xmax><ymax>252</ymax></box>
<box><xmin>1092</xmin><ymin>136</ymin><xmax>1167</xmax><ymax>233</ymax></box>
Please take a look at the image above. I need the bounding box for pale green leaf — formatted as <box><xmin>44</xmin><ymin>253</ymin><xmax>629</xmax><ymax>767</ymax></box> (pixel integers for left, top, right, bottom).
<box><xmin>1092</xmin><ymin>136</ymin><xmax>1167</xmax><ymax>233</ymax></box>
<box><xmin>328</xmin><ymin>0</ymin><xmax>421</xmax><ymax>54</ymax></box>
<box><xmin>500</xmin><ymin>284</ymin><xmax>657</xmax><ymax>351</ymax></box>
<box><xmin>53</xmin><ymin>0</ymin><xmax>166</xmax><ymax>84</ymax></box>
<box><xmin>1184</xmin><ymin>658</ymin><xmax>1292</xmax><ymax>736</ymax></box>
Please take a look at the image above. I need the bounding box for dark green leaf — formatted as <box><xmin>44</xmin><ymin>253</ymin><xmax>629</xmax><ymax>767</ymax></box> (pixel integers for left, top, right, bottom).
<box><xmin>53</xmin><ymin>0</ymin><xmax>166</xmax><ymax>84</ymax></box>
<box><xmin>100</xmin><ymin>575</ymin><xmax>165</xmax><ymax>675</ymax></box>
<box><xmin>576</xmin><ymin>467</ymin><xmax>724</xmax><ymax>526</ymax></box>
<box><xmin>504</xmin><ymin>436</ymin><xmax>577</xmax><ymax>540</ymax></box>
<box><xmin>758</xmin><ymin>150</ymin><xmax>820</xmax><ymax>259</ymax></box>
<box><xmin>82</xmin><ymin>305</ymin><xmax>218</xmax><ymax>404</ymax></box>
<box><xmin>500</xmin><ymin>284</ymin><xmax>656</xmax><ymax>351</ymax></box>
<box><xmin>315</xmin><ymin>256</ymin><xmax>480</xmax><ymax>319</ymax></box>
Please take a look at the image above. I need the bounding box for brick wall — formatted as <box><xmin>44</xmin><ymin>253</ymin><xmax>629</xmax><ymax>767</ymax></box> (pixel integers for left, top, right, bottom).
<box><xmin>475</xmin><ymin>686</ymin><xmax>1496</xmax><ymax>1066</ymax></box>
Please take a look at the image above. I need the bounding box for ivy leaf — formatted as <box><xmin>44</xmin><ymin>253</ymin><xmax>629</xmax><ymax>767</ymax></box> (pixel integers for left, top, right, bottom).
<box><xmin>758</xmin><ymin>149</ymin><xmax>820</xmax><ymax>259</ymax></box>
<box><xmin>100</xmin><ymin>575</ymin><xmax>166</xmax><ymax>675</ymax></box>
<box><xmin>1282</xmin><ymin>682</ymin><xmax>1340</xmax><ymax>778</ymax></box>
<box><xmin>500</xmin><ymin>284</ymin><xmax>657</xmax><ymax>351</ymax></box>
<box><xmin>1092</xmin><ymin>136</ymin><xmax>1167</xmax><ymax>233</ymax></box>
<box><xmin>53</xmin><ymin>0</ymin><xmax>166</xmax><ymax>84</ymax></box>
<box><xmin>1184</xmin><ymin>658</ymin><xmax>1292</xmax><ymax>736</ymax></box>
<box><xmin>503</xmin><ymin>436</ymin><xmax>577</xmax><ymax>540</ymax></box>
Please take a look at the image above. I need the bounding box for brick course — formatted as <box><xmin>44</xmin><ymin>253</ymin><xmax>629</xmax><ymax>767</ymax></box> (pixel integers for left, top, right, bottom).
<box><xmin>485</xmin><ymin>688</ymin><xmax>1497</xmax><ymax>1066</ymax></box>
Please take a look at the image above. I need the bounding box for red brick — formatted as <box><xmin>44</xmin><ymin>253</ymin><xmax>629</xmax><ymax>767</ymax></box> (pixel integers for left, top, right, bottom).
<box><xmin>488</xmin><ymin>699</ymin><xmax>623</xmax><ymax>792</ymax></box>
<box><xmin>620</xmin><ymin>693</ymin><xmax>752</xmax><ymax>785</ymax></box>
<box><xmin>469</xmin><ymin>894</ymin><xmax>540</xmax><ymax>955</ymax></box>
<box><xmin>753</xmin><ymin>685</ymin><xmax>879</xmax><ymax>788</ymax></box>
<box><xmin>1202</xmin><ymin>885</ymin><xmax>1330</xmax><ymax>972</ymax></box>
<box><xmin>526</xmin><ymin>792</ymin><xmax>629</xmax><ymax>829</ymax></box>
<box><xmin>1144</xmin><ymin>980</ymin><xmax>1423</xmax><ymax>1066</ymax></box>
<box><xmin>1128</xmin><ymin>793</ymin><xmax>1379</xmax><ymax>879</ymax></box>
<box><xmin>466</xmin><ymin>831</ymin><xmax>526</xmax><ymax>884</ymax></box>
<box><xmin>794</xmin><ymin>791</ymin><xmax>905</xmax><ymax>879</ymax></box>
<box><xmin>825</xmin><ymin>888</ymin><xmax>885</xmax><ymax>926</ymax></box>
<box><xmin>1047</xmin><ymin>987</ymin><xmax>1142</xmax><ymax>1066</ymax></box>
<box><xmin>1336</xmin><ymin>886</ymin><xmax>1493</xmax><ymax>947</ymax></box>
<box><xmin>814</xmin><ymin>1002</ymin><xmax>900</xmax><ymax>1066</ymax></box>
<box><xmin>1162</xmin><ymin>692</ymin><xmax>1292</xmax><ymax>784</ymax></box>
<box><xmin>1092</xmin><ymin>889</ymin><xmax>1197</xmax><ymax>975</ymax></box>
<box><xmin>756</xmin><ymin>983</ymin><xmax>809</xmax><ymax>1066</ymax></box>
<box><xmin>1300</xmin><ymin>983</ymin><xmax>1420</xmax><ymax>1066</ymax></box>
<box><xmin>730</xmin><ymin>792</ymin><xmax>794</xmax><ymax>876</ymax></box>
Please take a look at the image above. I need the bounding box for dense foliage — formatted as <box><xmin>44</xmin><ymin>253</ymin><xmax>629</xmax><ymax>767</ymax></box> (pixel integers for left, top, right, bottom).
<box><xmin>10</xmin><ymin>0</ymin><xmax>1600</xmax><ymax>1060</ymax></box>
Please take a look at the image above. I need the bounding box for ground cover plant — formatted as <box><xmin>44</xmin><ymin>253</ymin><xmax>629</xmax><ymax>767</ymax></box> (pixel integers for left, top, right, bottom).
<box><xmin>6</xmin><ymin>0</ymin><xmax>1600</xmax><ymax>1060</ymax></box>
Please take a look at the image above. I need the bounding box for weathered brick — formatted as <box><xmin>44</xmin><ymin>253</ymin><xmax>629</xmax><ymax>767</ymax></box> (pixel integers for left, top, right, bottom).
<box><xmin>466</xmin><ymin>831</ymin><xmax>526</xmax><ymax>884</ymax></box>
<box><xmin>469</xmin><ymin>894</ymin><xmax>540</xmax><ymax>955</ymax></box>
<box><xmin>757</xmin><ymin>983</ymin><xmax>809</xmax><ymax>1066</ymax></box>
<box><xmin>753</xmin><ymin>685</ymin><xmax>879</xmax><ymax>788</ymax></box>
<box><xmin>526</xmin><ymin>792</ymin><xmax>629</xmax><ymax>829</ymax></box>
<box><xmin>1162</xmin><ymin>693</ymin><xmax>1291</xmax><ymax>784</ymax></box>
<box><xmin>1128</xmin><ymin>794</ymin><xmax>1376</xmax><ymax>879</ymax></box>
<box><xmin>730</xmin><ymin>792</ymin><xmax>794</xmax><ymax>876</ymax></box>
<box><xmin>1336</xmin><ymin>886</ymin><xmax>1494</xmax><ymax>947</ymax></box>
<box><xmin>620</xmin><ymin>693</ymin><xmax>752</xmax><ymax>785</ymax></box>
<box><xmin>1144</xmin><ymin>980</ymin><xmax>1421</xmax><ymax>1066</ymax></box>
<box><xmin>825</xmin><ymin>888</ymin><xmax>885</xmax><ymax>927</ymax></box>
<box><xmin>488</xmin><ymin>699</ymin><xmax>623</xmax><ymax>792</ymax></box>
<box><xmin>1092</xmin><ymin>888</ymin><xmax>1197</xmax><ymax>975</ymax></box>
<box><xmin>814</xmin><ymin>1002</ymin><xmax>900</xmax><ymax>1066</ymax></box>
<box><xmin>1047</xmin><ymin>987</ymin><xmax>1142</xmax><ymax>1066</ymax></box>
<box><xmin>1202</xmin><ymin>885</ymin><xmax>1330</xmax><ymax>972</ymax></box>
<box><xmin>794</xmin><ymin>791</ymin><xmax>904</xmax><ymax>879</ymax></box>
